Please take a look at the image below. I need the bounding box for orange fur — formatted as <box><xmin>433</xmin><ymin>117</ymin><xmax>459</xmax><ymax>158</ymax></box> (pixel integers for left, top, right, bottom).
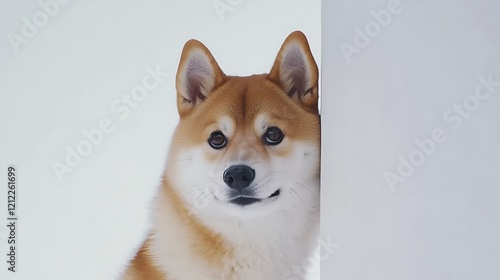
<box><xmin>122</xmin><ymin>240</ymin><xmax>165</xmax><ymax>280</ymax></box>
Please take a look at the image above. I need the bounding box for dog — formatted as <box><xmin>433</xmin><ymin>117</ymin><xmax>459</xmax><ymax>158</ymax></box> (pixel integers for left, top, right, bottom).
<box><xmin>122</xmin><ymin>31</ymin><xmax>320</xmax><ymax>280</ymax></box>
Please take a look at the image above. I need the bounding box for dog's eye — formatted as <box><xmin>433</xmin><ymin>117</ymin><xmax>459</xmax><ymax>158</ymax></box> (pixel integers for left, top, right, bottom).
<box><xmin>208</xmin><ymin>131</ymin><xmax>227</xmax><ymax>149</ymax></box>
<box><xmin>263</xmin><ymin>127</ymin><xmax>284</xmax><ymax>145</ymax></box>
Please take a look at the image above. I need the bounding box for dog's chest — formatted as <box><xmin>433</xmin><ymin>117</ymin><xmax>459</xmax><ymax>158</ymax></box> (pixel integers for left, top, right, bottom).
<box><xmin>219</xmin><ymin>242</ymin><xmax>298</xmax><ymax>280</ymax></box>
<box><xmin>152</xmin><ymin>230</ymin><xmax>302</xmax><ymax>280</ymax></box>
<box><xmin>190</xmin><ymin>244</ymin><xmax>296</xmax><ymax>280</ymax></box>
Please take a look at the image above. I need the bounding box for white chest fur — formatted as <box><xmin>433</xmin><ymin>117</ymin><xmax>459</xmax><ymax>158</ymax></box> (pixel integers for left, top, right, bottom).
<box><xmin>148</xmin><ymin>185</ymin><xmax>319</xmax><ymax>280</ymax></box>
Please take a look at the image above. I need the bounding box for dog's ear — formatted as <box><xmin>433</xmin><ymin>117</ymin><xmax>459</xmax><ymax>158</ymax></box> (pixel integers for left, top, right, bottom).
<box><xmin>269</xmin><ymin>31</ymin><xmax>319</xmax><ymax>112</ymax></box>
<box><xmin>176</xmin><ymin>39</ymin><xmax>226</xmax><ymax>117</ymax></box>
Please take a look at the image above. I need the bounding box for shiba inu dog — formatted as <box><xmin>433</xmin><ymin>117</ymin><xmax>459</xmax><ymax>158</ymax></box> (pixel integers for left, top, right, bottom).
<box><xmin>123</xmin><ymin>31</ymin><xmax>320</xmax><ymax>280</ymax></box>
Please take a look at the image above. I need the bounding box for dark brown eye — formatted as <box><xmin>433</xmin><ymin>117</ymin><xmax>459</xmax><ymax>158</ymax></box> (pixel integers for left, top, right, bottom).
<box><xmin>208</xmin><ymin>131</ymin><xmax>227</xmax><ymax>149</ymax></box>
<box><xmin>263</xmin><ymin>127</ymin><xmax>284</xmax><ymax>145</ymax></box>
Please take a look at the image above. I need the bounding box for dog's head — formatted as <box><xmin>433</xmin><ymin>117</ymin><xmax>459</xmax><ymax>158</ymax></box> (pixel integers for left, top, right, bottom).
<box><xmin>166</xmin><ymin>31</ymin><xmax>319</xmax><ymax>219</ymax></box>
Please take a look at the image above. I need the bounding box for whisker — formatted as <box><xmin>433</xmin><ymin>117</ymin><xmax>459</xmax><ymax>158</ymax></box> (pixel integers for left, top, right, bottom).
<box><xmin>179</xmin><ymin>187</ymin><xmax>206</xmax><ymax>197</ymax></box>
<box><xmin>165</xmin><ymin>157</ymin><xmax>193</xmax><ymax>168</ymax></box>
<box><xmin>188</xmin><ymin>191</ymin><xmax>207</xmax><ymax>213</ymax></box>
<box><xmin>266</xmin><ymin>178</ymin><xmax>318</xmax><ymax>199</ymax></box>
<box><xmin>294</xmin><ymin>182</ymin><xmax>318</xmax><ymax>198</ymax></box>
<box><xmin>290</xmin><ymin>188</ymin><xmax>302</xmax><ymax>201</ymax></box>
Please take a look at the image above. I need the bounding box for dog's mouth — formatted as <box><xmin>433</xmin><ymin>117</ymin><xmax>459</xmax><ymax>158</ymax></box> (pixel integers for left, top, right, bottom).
<box><xmin>229</xmin><ymin>189</ymin><xmax>281</xmax><ymax>206</ymax></box>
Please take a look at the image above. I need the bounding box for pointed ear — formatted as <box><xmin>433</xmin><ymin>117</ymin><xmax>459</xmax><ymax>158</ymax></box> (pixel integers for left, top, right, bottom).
<box><xmin>269</xmin><ymin>31</ymin><xmax>319</xmax><ymax>112</ymax></box>
<box><xmin>176</xmin><ymin>39</ymin><xmax>226</xmax><ymax>117</ymax></box>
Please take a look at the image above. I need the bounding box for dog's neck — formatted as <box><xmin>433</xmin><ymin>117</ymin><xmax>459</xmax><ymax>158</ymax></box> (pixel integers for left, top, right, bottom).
<box><xmin>147</xmin><ymin>179</ymin><xmax>319</xmax><ymax>279</ymax></box>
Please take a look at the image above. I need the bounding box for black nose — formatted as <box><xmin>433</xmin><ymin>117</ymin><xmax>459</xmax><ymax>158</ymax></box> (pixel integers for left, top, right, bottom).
<box><xmin>223</xmin><ymin>165</ymin><xmax>255</xmax><ymax>191</ymax></box>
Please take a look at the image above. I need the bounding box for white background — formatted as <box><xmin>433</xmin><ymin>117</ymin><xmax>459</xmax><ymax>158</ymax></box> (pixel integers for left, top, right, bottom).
<box><xmin>0</xmin><ymin>0</ymin><xmax>320</xmax><ymax>279</ymax></box>
<box><xmin>322</xmin><ymin>0</ymin><xmax>500</xmax><ymax>280</ymax></box>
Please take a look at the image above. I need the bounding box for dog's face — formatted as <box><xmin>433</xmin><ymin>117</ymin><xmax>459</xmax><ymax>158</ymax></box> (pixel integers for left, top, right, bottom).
<box><xmin>166</xmin><ymin>31</ymin><xmax>319</xmax><ymax>219</ymax></box>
